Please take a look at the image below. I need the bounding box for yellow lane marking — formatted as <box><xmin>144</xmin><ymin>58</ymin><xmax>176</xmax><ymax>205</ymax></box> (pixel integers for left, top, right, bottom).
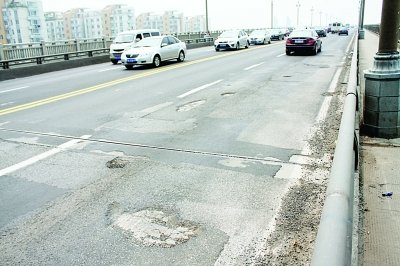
<box><xmin>0</xmin><ymin>42</ymin><xmax>283</xmax><ymax>116</ymax></box>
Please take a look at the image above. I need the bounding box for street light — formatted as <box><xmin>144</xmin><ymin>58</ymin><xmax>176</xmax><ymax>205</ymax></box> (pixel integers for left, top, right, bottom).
<box><xmin>296</xmin><ymin>1</ymin><xmax>300</xmax><ymax>27</ymax></box>
<box><xmin>271</xmin><ymin>0</ymin><xmax>274</xmax><ymax>28</ymax></box>
<box><xmin>205</xmin><ymin>0</ymin><xmax>209</xmax><ymax>33</ymax></box>
<box><xmin>319</xmin><ymin>11</ymin><xmax>322</xmax><ymax>26</ymax></box>
<box><xmin>310</xmin><ymin>6</ymin><xmax>314</xmax><ymax>27</ymax></box>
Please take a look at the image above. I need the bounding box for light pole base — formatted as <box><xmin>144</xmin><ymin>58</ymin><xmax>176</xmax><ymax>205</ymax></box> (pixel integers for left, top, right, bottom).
<box><xmin>358</xmin><ymin>29</ymin><xmax>365</xmax><ymax>40</ymax></box>
<box><xmin>363</xmin><ymin>53</ymin><xmax>400</xmax><ymax>138</ymax></box>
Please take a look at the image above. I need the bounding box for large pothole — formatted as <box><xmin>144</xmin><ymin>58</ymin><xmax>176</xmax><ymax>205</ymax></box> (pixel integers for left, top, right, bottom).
<box><xmin>111</xmin><ymin>208</ymin><xmax>199</xmax><ymax>248</ymax></box>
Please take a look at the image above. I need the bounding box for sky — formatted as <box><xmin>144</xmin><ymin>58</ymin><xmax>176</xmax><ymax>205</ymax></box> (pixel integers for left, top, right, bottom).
<box><xmin>42</xmin><ymin>0</ymin><xmax>383</xmax><ymax>30</ymax></box>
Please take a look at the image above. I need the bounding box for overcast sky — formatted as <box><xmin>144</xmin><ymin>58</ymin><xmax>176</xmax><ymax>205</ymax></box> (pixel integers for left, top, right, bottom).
<box><xmin>42</xmin><ymin>0</ymin><xmax>383</xmax><ymax>30</ymax></box>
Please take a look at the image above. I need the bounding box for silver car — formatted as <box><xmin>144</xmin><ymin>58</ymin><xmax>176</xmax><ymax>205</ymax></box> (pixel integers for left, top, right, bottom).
<box><xmin>214</xmin><ymin>30</ymin><xmax>249</xmax><ymax>51</ymax></box>
<box><xmin>121</xmin><ymin>36</ymin><xmax>187</xmax><ymax>69</ymax></box>
<box><xmin>248</xmin><ymin>29</ymin><xmax>271</xmax><ymax>45</ymax></box>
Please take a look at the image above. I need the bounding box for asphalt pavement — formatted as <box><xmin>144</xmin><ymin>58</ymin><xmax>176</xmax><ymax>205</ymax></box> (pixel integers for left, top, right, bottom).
<box><xmin>359</xmin><ymin>30</ymin><xmax>400</xmax><ymax>266</ymax></box>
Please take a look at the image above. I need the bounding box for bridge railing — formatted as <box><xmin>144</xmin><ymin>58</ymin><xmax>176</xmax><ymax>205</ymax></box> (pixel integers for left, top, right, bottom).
<box><xmin>0</xmin><ymin>34</ymin><xmax>215</xmax><ymax>69</ymax></box>
<box><xmin>311</xmin><ymin>34</ymin><xmax>360</xmax><ymax>266</ymax></box>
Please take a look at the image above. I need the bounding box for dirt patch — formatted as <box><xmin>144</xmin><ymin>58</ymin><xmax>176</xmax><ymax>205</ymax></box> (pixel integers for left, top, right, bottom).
<box><xmin>251</xmin><ymin>62</ymin><xmax>349</xmax><ymax>265</ymax></box>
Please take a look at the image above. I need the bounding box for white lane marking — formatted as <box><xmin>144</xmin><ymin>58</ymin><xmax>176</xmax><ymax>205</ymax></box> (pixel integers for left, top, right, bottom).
<box><xmin>0</xmin><ymin>86</ymin><xmax>29</xmax><ymax>94</ymax></box>
<box><xmin>244</xmin><ymin>62</ymin><xmax>265</xmax><ymax>71</ymax></box>
<box><xmin>177</xmin><ymin>79</ymin><xmax>223</xmax><ymax>99</ymax></box>
<box><xmin>98</xmin><ymin>67</ymin><xmax>119</xmax><ymax>72</ymax></box>
<box><xmin>140</xmin><ymin>102</ymin><xmax>173</xmax><ymax>114</ymax></box>
<box><xmin>276</xmin><ymin>53</ymin><xmax>286</xmax><ymax>57</ymax></box>
<box><xmin>315</xmin><ymin>66</ymin><xmax>343</xmax><ymax>125</ymax></box>
<box><xmin>0</xmin><ymin>102</ymin><xmax>14</xmax><ymax>107</ymax></box>
<box><xmin>0</xmin><ymin>135</ymin><xmax>91</xmax><ymax>177</ymax></box>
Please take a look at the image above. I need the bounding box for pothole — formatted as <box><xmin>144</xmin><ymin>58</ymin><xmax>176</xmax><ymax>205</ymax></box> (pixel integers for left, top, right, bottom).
<box><xmin>177</xmin><ymin>100</ymin><xmax>206</xmax><ymax>112</ymax></box>
<box><xmin>106</xmin><ymin>157</ymin><xmax>128</xmax><ymax>169</ymax></box>
<box><xmin>221</xmin><ymin>92</ymin><xmax>236</xmax><ymax>97</ymax></box>
<box><xmin>111</xmin><ymin>208</ymin><xmax>199</xmax><ymax>247</ymax></box>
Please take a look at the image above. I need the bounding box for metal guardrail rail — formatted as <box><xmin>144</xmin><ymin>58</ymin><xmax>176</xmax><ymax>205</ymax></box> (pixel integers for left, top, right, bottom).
<box><xmin>0</xmin><ymin>36</ymin><xmax>215</xmax><ymax>70</ymax></box>
<box><xmin>311</xmin><ymin>35</ymin><xmax>359</xmax><ymax>265</ymax></box>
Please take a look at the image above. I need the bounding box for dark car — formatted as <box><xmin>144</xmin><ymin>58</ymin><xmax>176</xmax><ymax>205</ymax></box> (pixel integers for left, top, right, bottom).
<box><xmin>285</xmin><ymin>29</ymin><xmax>322</xmax><ymax>55</ymax></box>
<box><xmin>269</xmin><ymin>29</ymin><xmax>285</xmax><ymax>41</ymax></box>
<box><xmin>314</xmin><ymin>26</ymin><xmax>327</xmax><ymax>37</ymax></box>
<box><xmin>338</xmin><ymin>27</ymin><xmax>349</xmax><ymax>36</ymax></box>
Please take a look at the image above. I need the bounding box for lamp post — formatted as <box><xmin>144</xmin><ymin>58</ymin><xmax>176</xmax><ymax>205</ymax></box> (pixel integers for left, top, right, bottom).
<box><xmin>296</xmin><ymin>1</ymin><xmax>300</xmax><ymax>27</ymax></box>
<box><xmin>319</xmin><ymin>11</ymin><xmax>322</xmax><ymax>26</ymax></box>
<box><xmin>205</xmin><ymin>0</ymin><xmax>209</xmax><ymax>33</ymax></box>
<box><xmin>310</xmin><ymin>7</ymin><xmax>314</xmax><ymax>27</ymax></box>
<box><xmin>271</xmin><ymin>0</ymin><xmax>274</xmax><ymax>28</ymax></box>
<box><xmin>363</xmin><ymin>0</ymin><xmax>400</xmax><ymax>138</ymax></box>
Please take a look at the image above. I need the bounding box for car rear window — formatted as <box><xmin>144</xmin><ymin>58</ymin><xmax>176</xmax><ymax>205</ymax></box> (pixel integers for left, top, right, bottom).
<box><xmin>290</xmin><ymin>30</ymin><xmax>312</xmax><ymax>37</ymax></box>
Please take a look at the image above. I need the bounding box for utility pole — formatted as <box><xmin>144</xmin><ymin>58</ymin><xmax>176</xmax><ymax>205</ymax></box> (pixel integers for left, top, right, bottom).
<box><xmin>319</xmin><ymin>11</ymin><xmax>322</xmax><ymax>26</ymax></box>
<box><xmin>310</xmin><ymin>7</ymin><xmax>314</xmax><ymax>27</ymax></box>
<box><xmin>296</xmin><ymin>1</ymin><xmax>300</xmax><ymax>27</ymax></box>
<box><xmin>271</xmin><ymin>0</ymin><xmax>274</xmax><ymax>28</ymax></box>
<box><xmin>205</xmin><ymin>0</ymin><xmax>209</xmax><ymax>33</ymax></box>
<box><xmin>363</xmin><ymin>0</ymin><xmax>400</xmax><ymax>138</ymax></box>
<box><xmin>358</xmin><ymin>0</ymin><xmax>365</xmax><ymax>39</ymax></box>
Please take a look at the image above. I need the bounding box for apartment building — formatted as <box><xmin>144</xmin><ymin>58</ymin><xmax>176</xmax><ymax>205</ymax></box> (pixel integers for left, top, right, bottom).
<box><xmin>102</xmin><ymin>4</ymin><xmax>134</xmax><ymax>37</ymax></box>
<box><xmin>45</xmin><ymin>11</ymin><xmax>64</xmax><ymax>41</ymax></box>
<box><xmin>162</xmin><ymin>11</ymin><xmax>184</xmax><ymax>34</ymax></box>
<box><xmin>63</xmin><ymin>8</ymin><xmax>103</xmax><ymax>39</ymax></box>
<box><xmin>136</xmin><ymin>12</ymin><xmax>163</xmax><ymax>33</ymax></box>
<box><xmin>0</xmin><ymin>0</ymin><xmax>6</xmax><ymax>44</ymax></box>
<box><xmin>2</xmin><ymin>0</ymin><xmax>47</xmax><ymax>44</ymax></box>
<box><xmin>185</xmin><ymin>15</ymin><xmax>206</xmax><ymax>32</ymax></box>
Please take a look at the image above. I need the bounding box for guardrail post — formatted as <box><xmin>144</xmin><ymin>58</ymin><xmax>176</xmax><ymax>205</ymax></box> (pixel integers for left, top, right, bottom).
<box><xmin>75</xmin><ymin>39</ymin><xmax>80</xmax><ymax>52</ymax></box>
<box><xmin>102</xmin><ymin>37</ymin><xmax>107</xmax><ymax>49</ymax></box>
<box><xmin>0</xmin><ymin>44</ymin><xmax>4</xmax><ymax>61</ymax></box>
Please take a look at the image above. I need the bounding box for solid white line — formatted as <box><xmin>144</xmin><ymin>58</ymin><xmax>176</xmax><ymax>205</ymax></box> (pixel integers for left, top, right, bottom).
<box><xmin>244</xmin><ymin>62</ymin><xmax>265</xmax><ymax>71</ymax></box>
<box><xmin>0</xmin><ymin>135</ymin><xmax>91</xmax><ymax>177</ymax></box>
<box><xmin>315</xmin><ymin>67</ymin><xmax>343</xmax><ymax>124</ymax></box>
<box><xmin>177</xmin><ymin>79</ymin><xmax>223</xmax><ymax>99</ymax></box>
<box><xmin>98</xmin><ymin>67</ymin><xmax>119</xmax><ymax>72</ymax></box>
<box><xmin>0</xmin><ymin>102</ymin><xmax>14</xmax><ymax>107</ymax></box>
<box><xmin>0</xmin><ymin>86</ymin><xmax>29</xmax><ymax>94</ymax></box>
<box><xmin>276</xmin><ymin>53</ymin><xmax>286</xmax><ymax>57</ymax></box>
<box><xmin>140</xmin><ymin>102</ymin><xmax>173</xmax><ymax>114</ymax></box>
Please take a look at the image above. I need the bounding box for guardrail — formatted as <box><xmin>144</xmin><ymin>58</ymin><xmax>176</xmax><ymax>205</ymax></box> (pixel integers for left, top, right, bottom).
<box><xmin>0</xmin><ymin>36</ymin><xmax>214</xmax><ymax>70</ymax></box>
<box><xmin>311</xmin><ymin>35</ymin><xmax>359</xmax><ymax>265</ymax></box>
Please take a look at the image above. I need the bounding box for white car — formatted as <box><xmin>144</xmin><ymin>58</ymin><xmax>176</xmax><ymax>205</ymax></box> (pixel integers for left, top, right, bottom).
<box><xmin>214</xmin><ymin>30</ymin><xmax>249</xmax><ymax>51</ymax></box>
<box><xmin>248</xmin><ymin>29</ymin><xmax>271</xmax><ymax>45</ymax></box>
<box><xmin>121</xmin><ymin>35</ymin><xmax>187</xmax><ymax>69</ymax></box>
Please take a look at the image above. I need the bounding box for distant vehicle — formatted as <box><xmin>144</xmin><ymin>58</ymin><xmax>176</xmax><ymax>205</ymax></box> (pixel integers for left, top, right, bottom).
<box><xmin>109</xmin><ymin>29</ymin><xmax>160</xmax><ymax>64</ymax></box>
<box><xmin>120</xmin><ymin>35</ymin><xmax>186</xmax><ymax>69</ymax></box>
<box><xmin>248</xmin><ymin>29</ymin><xmax>271</xmax><ymax>45</ymax></box>
<box><xmin>313</xmin><ymin>26</ymin><xmax>327</xmax><ymax>37</ymax></box>
<box><xmin>214</xmin><ymin>30</ymin><xmax>249</xmax><ymax>51</ymax></box>
<box><xmin>285</xmin><ymin>29</ymin><xmax>322</xmax><ymax>55</ymax></box>
<box><xmin>330</xmin><ymin>22</ymin><xmax>342</xmax><ymax>33</ymax></box>
<box><xmin>338</xmin><ymin>27</ymin><xmax>349</xmax><ymax>36</ymax></box>
<box><xmin>269</xmin><ymin>29</ymin><xmax>285</xmax><ymax>41</ymax></box>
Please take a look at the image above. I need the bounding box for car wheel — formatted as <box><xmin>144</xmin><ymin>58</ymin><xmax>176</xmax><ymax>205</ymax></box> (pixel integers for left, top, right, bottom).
<box><xmin>153</xmin><ymin>55</ymin><xmax>161</xmax><ymax>67</ymax></box>
<box><xmin>313</xmin><ymin>45</ymin><xmax>318</xmax><ymax>55</ymax></box>
<box><xmin>268</xmin><ymin>40</ymin><xmax>271</xmax><ymax>44</ymax></box>
<box><xmin>318</xmin><ymin>44</ymin><xmax>322</xmax><ymax>53</ymax></box>
<box><xmin>215</xmin><ymin>48</ymin><xmax>219</xmax><ymax>52</ymax></box>
<box><xmin>111</xmin><ymin>59</ymin><xmax>118</xmax><ymax>65</ymax></box>
<box><xmin>245</xmin><ymin>41</ymin><xmax>249</xmax><ymax>49</ymax></box>
<box><xmin>236</xmin><ymin>42</ymin><xmax>240</xmax><ymax>50</ymax></box>
<box><xmin>125</xmin><ymin>65</ymin><xmax>133</xmax><ymax>70</ymax></box>
<box><xmin>262</xmin><ymin>39</ymin><xmax>266</xmax><ymax>45</ymax></box>
<box><xmin>286</xmin><ymin>50</ymin><xmax>291</xmax><ymax>56</ymax></box>
<box><xmin>177</xmin><ymin>51</ymin><xmax>185</xmax><ymax>62</ymax></box>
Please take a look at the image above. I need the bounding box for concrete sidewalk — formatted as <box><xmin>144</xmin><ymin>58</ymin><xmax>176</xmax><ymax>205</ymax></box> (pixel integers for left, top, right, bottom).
<box><xmin>359</xmin><ymin>30</ymin><xmax>400</xmax><ymax>266</ymax></box>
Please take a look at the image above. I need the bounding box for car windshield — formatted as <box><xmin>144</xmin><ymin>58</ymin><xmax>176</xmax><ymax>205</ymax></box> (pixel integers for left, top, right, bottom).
<box><xmin>250</xmin><ymin>30</ymin><xmax>265</xmax><ymax>36</ymax></box>
<box><xmin>114</xmin><ymin>34</ymin><xmax>134</xmax><ymax>43</ymax></box>
<box><xmin>290</xmin><ymin>30</ymin><xmax>313</xmax><ymax>37</ymax></box>
<box><xmin>134</xmin><ymin>37</ymin><xmax>162</xmax><ymax>47</ymax></box>
<box><xmin>219</xmin><ymin>31</ymin><xmax>238</xmax><ymax>38</ymax></box>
